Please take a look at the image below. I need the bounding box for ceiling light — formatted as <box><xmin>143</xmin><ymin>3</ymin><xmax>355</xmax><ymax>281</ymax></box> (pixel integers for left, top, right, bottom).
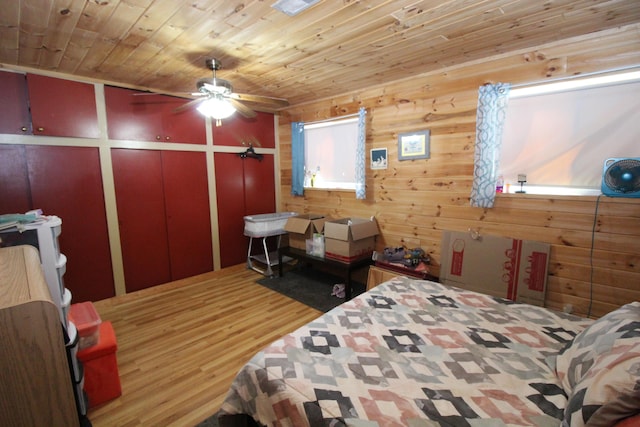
<box><xmin>196</xmin><ymin>97</ymin><xmax>236</xmax><ymax>124</ymax></box>
<box><xmin>271</xmin><ymin>0</ymin><xmax>320</xmax><ymax>16</ymax></box>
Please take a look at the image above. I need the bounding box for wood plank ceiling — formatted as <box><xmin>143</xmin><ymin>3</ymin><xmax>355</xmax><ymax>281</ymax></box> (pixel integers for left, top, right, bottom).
<box><xmin>1</xmin><ymin>0</ymin><xmax>639</xmax><ymax>107</ymax></box>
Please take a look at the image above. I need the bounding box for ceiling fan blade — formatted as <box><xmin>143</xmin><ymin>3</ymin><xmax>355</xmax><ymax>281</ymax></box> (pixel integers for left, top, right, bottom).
<box><xmin>230</xmin><ymin>93</ymin><xmax>289</xmax><ymax>108</ymax></box>
<box><xmin>174</xmin><ymin>97</ymin><xmax>206</xmax><ymax>113</ymax></box>
<box><xmin>133</xmin><ymin>91</ymin><xmax>200</xmax><ymax>97</ymax></box>
<box><xmin>228</xmin><ymin>98</ymin><xmax>257</xmax><ymax>118</ymax></box>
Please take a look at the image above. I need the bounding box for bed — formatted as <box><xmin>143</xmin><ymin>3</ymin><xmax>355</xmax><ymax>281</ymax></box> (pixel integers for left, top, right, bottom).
<box><xmin>218</xmin><ymin>276</ymin><xmax>640</xmax><ymax>427</ymax></box>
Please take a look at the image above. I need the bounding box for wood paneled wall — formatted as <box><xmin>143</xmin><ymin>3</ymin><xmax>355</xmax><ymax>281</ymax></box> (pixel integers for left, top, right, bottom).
<box><xmin>277</xmin><ymin>24</ymin><xmax>640</xmax><ymax>319</ymax></box>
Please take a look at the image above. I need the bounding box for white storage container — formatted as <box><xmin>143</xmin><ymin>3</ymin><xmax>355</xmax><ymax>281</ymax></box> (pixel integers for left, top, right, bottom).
<box><xmin>56</xmin><ymin>254</ymin><xmax>67</xmax><ymax>298</ymax></box>
<box><xmin>65</xmin><ymin>322</ymin><xmax>82</xmax><ymax>381</ymax></box>
<box><xmin>52</xmin><ymin>223</ymin><xmax>62</xmax><ymax>259</ymax></box>
<box><xmin>61</xmin><ymin>288</ymin><xmax>72</xmax><ymax>329</ymax></box>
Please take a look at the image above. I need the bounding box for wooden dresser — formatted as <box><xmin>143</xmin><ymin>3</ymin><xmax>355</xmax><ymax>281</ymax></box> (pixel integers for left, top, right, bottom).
<box><xmin>0</xmin><ymin>245</ymin><xmax>79</xmax><ymax>426</ymax></box>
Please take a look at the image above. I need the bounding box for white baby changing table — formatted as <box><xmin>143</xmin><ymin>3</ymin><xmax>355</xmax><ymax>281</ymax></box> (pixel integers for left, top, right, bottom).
<box><xmin>243</xmin><ymin>212</ymin><xmax>297</xmax><ymax>276</ymax></box>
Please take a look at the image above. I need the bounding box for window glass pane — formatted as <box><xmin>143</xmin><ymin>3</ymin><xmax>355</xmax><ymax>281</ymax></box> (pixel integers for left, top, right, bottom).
<box><xmin>500</xmin><ymin>79</ymin><xmax>640</xmax><ymax>194</ymax></box>
<box><xmin>304</xmin><ymin>118</ymin><xmax>358</xmax><ymax>189</ymax></box>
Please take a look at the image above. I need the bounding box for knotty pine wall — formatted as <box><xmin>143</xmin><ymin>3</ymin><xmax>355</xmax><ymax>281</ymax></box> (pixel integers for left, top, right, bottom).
<box><xmin>277</xmin><ymin>24</ymin><xmax>640</xmax><ymax>319</ymax></box>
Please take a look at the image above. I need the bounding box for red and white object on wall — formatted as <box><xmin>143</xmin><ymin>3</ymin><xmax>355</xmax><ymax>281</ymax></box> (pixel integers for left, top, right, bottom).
<box><xmin>440</xmin><ymin>230</ymin><xmax>550</xmax><ymax>306</ymax></box>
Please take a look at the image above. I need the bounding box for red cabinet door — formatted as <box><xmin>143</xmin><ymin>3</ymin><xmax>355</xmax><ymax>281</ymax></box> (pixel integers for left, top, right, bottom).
<box><xmin>25</xmin><ymin>146</ymin><xmax>114</xmax><ymax>302</ymax></box>
<box><xmin>0</xmin><ymin>145</ymin><xmax>31</xmax><ymax>214</ymax></box>
<box><xmin>214</xmin><ymin>153</ymin><xmax>248</xmax><ymax>268</ymax></box>
<box><xmin>111</xmin><ymin>149</ymin><xmax>172</xmax><ymax>292</ymax></box>
<box><xmin>212</xmin><ymin>111</ymin><xmax>275</xmax><ymax>148</ymax></box>
<box><xmin>105</xmin><ymin>86</ymin><xmax>206</xmax><ymax>144</ymax></box>
<box><xmin>161</xmin><ymin>98</ymin><xmax>207</xmax><ymax>144</ymax></box>
<box><xmin>105</xmin><ymin>86</ymin><xmax>165</xmax><ymax>142</ymax></box>
<box><xmin>162</xmin><ymin>151</ymin><xmax>213</xmax><ymax>279</ymax></box>
<box><xmin>0</xmin><ymin>71</ymin><xmax>31</xmax><ymax>135</ymax></box>
<box><xmin>27</xmin><ymin>74</ymin><xmax>99</xmax><ymax>138</ymax></box>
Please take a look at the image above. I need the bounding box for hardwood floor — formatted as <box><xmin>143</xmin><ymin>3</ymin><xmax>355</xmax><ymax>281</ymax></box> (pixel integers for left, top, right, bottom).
<box><xmin>87</xmin><ymin>264</ymin><xmax>323</xmax><ymax>427</ymax></box>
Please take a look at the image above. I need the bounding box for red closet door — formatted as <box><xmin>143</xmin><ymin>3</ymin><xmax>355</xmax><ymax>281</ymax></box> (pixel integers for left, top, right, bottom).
<box><xmin>25</xmin><ymin>146</ymin><xmax>114</xmax><ymax>302</ymax></box>
<box><xmin>112</xmin><ymin>149</ymin><xmax>172</xmax><ymax>292</ymax></box>
<box><xmin>162</xmin><ymin>151</ymin><xmax>213</xmax><ymax>280</ymax></box>
<box><xmin>244</xmin><ymin>154</ymin><xmax>276</xmax><ymax>215</ymax></box>
<box><xmin>214</xmin><ymin>153</ymin><xmax>247</xmax><ymax>268</ymax></box>
<box><xmin>0</xmin><ymin>145</ymin><xmax>31</xmax><ymax>214</ymax></box>
<box><xmin>243</xmin><ymin>155</ymin><xmax>278</xmax><ymax>257</ymax></box>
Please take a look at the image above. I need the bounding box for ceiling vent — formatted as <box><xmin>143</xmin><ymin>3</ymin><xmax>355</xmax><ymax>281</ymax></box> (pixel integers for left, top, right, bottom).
<box><xmin>271</xmin><ymin>0</ymin><xmax>320</xmax><ymax>16</ymax></box>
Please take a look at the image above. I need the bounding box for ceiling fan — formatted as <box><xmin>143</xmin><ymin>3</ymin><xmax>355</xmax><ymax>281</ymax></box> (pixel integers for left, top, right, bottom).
<box><xmin>176</xmin><ymin>58</ymin><xmax>289</xmax><ymax>125</ymax></box>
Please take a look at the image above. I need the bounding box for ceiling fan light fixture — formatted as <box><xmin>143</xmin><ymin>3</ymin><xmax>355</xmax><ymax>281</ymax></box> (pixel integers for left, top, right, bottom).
<box><xmin>196</xmin><ymin>97</ymin><xmax>236</xmax><ymax>120</ymax></box>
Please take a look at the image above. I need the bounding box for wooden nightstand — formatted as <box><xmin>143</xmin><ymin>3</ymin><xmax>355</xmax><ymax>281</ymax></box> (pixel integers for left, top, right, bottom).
<box><xmin>366</xmin><ymin>263</ymin><xmax>438</xmax><ymax>291</ymax></box>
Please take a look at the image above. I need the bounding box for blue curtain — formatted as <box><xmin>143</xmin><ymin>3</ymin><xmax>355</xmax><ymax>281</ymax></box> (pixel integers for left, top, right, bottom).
<box><xmin>291</xmin><ymin>122</ymin><xmax>305</xmax><ymax>196</ymax></box>
<box><xmin>470</xmin><ymin>83</ymin><xmax>511</xmax><ymax>208</ymax></box>
<box><xmin>355</xmin><ymin>107</ymin><xmax>367</xmax><ymax>199</ymax></box>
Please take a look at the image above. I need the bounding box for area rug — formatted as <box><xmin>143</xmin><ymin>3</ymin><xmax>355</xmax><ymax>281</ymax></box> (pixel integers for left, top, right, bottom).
<box><xmin>195</xmin><ymin>412</ymin><xmax>220</xmax><ymax>427</ymax></box>
<box><xmin>255</xmin><ymin>266</ymin><xmax>366</xmax><ymax>312</ymax></box>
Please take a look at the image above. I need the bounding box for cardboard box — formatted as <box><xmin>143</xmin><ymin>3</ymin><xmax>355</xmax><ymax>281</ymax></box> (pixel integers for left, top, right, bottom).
<box><xmin>324</xmin><ymin>217</ymin><xmax>379</xmax><ymax>261</ymax></box>
<box><xmin>440</xmin><ymin>231</ymin><xmax>550</xmax><ymax>306</ymax></box>
<box><xmin>284</xmin><ymin>214</ymin><xmax>329</xmax><ymax>250</ymax></box>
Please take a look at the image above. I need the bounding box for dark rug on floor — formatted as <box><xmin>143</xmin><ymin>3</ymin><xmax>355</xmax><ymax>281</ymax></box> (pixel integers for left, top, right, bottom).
<box><xmin>195</xmin><ymin>412</ymin><xmax>264</xmax><ymax>427</ymax></box>
<box><xmin>256</xmin><ymin>266</ymin><xmax>366</xmax><ymax>312</ymax></box>
<box><xmin>195</xmin><ymin>412</ymin><xmax>219</xmax><ymax>427</ymax></box>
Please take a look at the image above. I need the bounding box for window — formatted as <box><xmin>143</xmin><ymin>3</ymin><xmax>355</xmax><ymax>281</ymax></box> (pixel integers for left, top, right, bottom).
<box><xmin>303</xmin><ymin>117</ymin><xmax>358</xmax><ymax>189</ymax></box>
<box><xmin>499</xmin><ymin>71</ymin><xmax>640</xmax><ymax>195</ymax></box>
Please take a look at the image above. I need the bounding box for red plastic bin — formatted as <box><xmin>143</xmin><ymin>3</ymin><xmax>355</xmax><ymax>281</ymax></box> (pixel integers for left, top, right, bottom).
<box><xmin>69</xmin><ymin>301</ymin><xmax>102</xmax><ymax>350</ymax></box>
<box><xmin>77</xmin><ymin>321</ymin><xmax>121</xmax><ymax>407</ymax></box>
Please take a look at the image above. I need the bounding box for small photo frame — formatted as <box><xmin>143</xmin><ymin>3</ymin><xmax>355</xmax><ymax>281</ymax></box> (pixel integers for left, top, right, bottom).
<box><xmin>370</xmin><ymin>148</ymin><xmax>388</xmax><ymax>170</ymax></box>
<box><xmin>398</xmin><ymin>130</ymin><xmax>430</xmax><ymax>161</ymax></box>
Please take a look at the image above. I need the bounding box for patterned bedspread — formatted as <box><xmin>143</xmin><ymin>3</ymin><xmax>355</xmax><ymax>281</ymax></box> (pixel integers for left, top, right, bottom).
<box><xmin>219</xmin><ymin>277</ymin><xmax>592</xmax><ymax>427</ymax></box>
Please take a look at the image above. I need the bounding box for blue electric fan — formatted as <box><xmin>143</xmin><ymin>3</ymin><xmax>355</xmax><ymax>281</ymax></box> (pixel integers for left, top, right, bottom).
<box><xmin>601</xmin><ymin>158</ymin><xmax>640</xmax><ymax>198</ymax></box>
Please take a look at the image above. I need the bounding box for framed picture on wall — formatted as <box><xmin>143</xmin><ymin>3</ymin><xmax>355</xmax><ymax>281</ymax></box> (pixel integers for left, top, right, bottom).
<box><xmin>398</xmin><ymin>130</ymin><xmax>430</xmax><ymax>160</ymax></box>
<box><xmin>370</xmin><ymin>148</ymin><xmax>388</xmax><ymax>170</ymax></box>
